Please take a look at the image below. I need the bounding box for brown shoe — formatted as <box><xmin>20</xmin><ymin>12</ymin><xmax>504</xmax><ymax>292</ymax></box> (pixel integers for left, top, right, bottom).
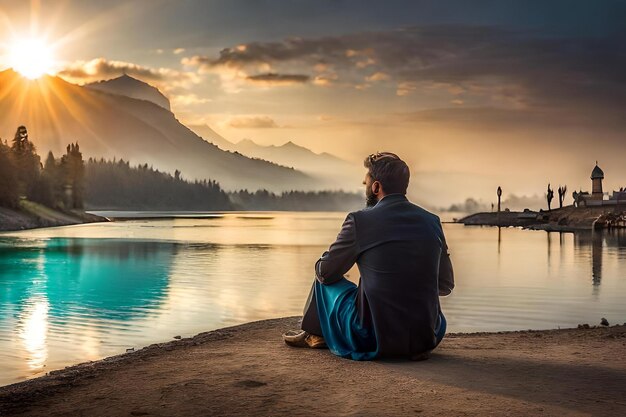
<box><xmin>410</xmin><ymin>351</ymin><xmax>431</xmax><ymax>361</ymax></box>
<box><xmin>282</xmin><ymin>330</ymin><xmax>327</xmax><ymax>349</ymax></box>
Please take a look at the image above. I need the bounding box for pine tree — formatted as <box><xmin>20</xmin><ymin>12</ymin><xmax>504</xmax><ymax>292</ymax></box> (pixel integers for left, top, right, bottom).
<box><xmin>0</xmin><ymin>140</ymin><xmax>19</xmax><ymax>207</ymax></box>
<box><xmin>41</xmin><ymin>151</ymin><xmax>64</xmax><ymax>207</ymax></box>
<box><xmin>10</xmin><ymin>126</ymin><xmax>41</xmax><ymax>198</ymax></box>
<box><xmin>60</xmin><ymin>143</ymin><xmax>85</xmax><ymax>209</ymax></box>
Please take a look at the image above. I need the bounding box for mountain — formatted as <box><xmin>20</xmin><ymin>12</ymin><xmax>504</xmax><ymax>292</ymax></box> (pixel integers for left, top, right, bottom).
<box><xmin>0</xmin><ymin>69</ymin><xmax>314</xmax><ymax>192</ymax></box>
<box><xmin>86</xmin><ymin>74</ymin><xmax>172</xmax><ymax>111</ymax></box>
<box><xmin>236</xmin><ymin>139</ymin><xmax>345</xmax><ymax>170</ymax></box>
<box><xmin>232</xmin><ymin>139</ymin><xmax>363</xmax><ymax>191</ymax></box>
<box><xmin>187</xmin><ymin>125</ymin><xmax>363</xmax><ymax>191</ymax></box>
<box><xmin>187</xmin><ymin>124</ymin><xmax>235</xmax><ymax>151</ymax></box>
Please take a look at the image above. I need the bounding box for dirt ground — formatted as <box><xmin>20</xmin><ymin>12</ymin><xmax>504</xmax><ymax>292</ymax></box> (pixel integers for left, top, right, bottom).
<box><xmin>1</xmin><ymin>317</ymin><xmax>626</xmax><ymax>416</ymax></box>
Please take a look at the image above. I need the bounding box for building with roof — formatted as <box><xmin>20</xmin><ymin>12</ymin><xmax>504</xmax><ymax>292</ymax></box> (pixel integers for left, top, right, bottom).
<box><xmin>574</xmin><ymin>163</ymin><xmax>626</xmax><ymax>207</ymax></box>
<box><xmin>590</xmin><ymin>163</ymin><xmax>604</xmax><ymax>201</ymax></box>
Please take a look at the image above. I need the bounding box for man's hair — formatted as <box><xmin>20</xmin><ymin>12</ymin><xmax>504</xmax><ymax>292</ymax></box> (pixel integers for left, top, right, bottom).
<box><xmin>363</xmin><ymin>152</ymin><xmax>410</xmax><ymax>194</ymax></box>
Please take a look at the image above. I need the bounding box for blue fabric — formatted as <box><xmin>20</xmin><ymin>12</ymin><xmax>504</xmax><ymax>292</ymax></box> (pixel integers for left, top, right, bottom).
<box><xmin>314</xmin><ymin>278</ymin><xmax>378</xmax><ymax>360</ymax></box>
<box><xmin>314</xmin><ymin>278</ymin><xmax>447</xmax><ymax>361</ymax></box>
<box><xmin>434</xmin><ymin>312</ymin><xmax>447</xmax><ymax>346</ymax></box>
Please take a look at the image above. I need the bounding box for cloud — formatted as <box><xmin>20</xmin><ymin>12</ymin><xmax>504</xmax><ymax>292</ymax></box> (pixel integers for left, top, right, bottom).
<box><xmin>396</xmin><ymin>82</ymin><xmax>416</xmax><ymax>96</ymax></box>
<box><xmin>183</xmin><ymin>25</ymin><xmax>626</xmax><ymax>121</ymax></box>
<box><xmin>365</xmin><ymin>71</ymin><xmax>389</xmax><ymax>82</ymax></box>
<box><xmin>59</xmin><ymin>58</ymin><xmax>167</xmax><ymax>82</ymax></box>
<box><xmin>173</xmin><ymin>48</ymin><xmax>186</xmax><ymax>55</ymax></box>
<box><xmin>245</xmin><ymin>72</ymin><xmax>309</xmax><ymax>85</ymax></box>
<box><xmin>313</xmin><ymin>73</ymin><xmax>338</xmax><ymax>86</ymax></box>
<box><xmin>227</xmin><ymin>116</ymin><xmax>280</xmax><ymax>128</ymax></box>
<box><xmin>58</xmin><ymin>58</ymin><xmax>200</xmax><ymax>92</ymax></box>
<box><xmin>170</xmin><ymin>93</ymin><xmax>212</xmax><ymax>106</ymax></box>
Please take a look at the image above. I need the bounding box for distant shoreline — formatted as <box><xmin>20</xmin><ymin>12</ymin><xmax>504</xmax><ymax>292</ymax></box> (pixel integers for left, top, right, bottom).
<box><xmin>87</xmin><ymin>209</ymin><xmax>348</xmax><ymax>221</ymax></box>
<box><xmin>0</xmin><ymin>200</ymin><xmax>108</xmax><ymax>233</ymax></box>
<box><xmin>0</xmin><ymin>208</ymin><xmax>351</xmax><ymax>232</ymax></box>
<box><xmin>457</xmin><ymin>205</ymin><xmax>626</xmax><ymax>232</ymax></box>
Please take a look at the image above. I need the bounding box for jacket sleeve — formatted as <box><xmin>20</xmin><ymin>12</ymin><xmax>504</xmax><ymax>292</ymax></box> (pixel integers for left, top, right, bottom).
<box><xmin>315</xmin><ymin>213</ymin><xmax>359</xmax><ymax>285</ymax></box>
<box><xmin>438</xmin><ymin>225</ymin><xmax>455</xmax><ymax>296</ymax></box>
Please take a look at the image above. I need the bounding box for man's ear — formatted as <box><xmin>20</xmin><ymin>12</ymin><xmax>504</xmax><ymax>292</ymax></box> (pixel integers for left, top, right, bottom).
<box><xmin>372</xmin><ymin>181</ymin><xmax>381</xmax><ymax>195</ymax></box>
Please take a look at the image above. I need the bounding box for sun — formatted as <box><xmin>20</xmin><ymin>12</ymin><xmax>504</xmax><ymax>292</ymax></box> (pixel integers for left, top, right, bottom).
<box><xmin>9</xmin><ymin>38</ymin><xmax>56</xmax><ymax>79</ymax></box>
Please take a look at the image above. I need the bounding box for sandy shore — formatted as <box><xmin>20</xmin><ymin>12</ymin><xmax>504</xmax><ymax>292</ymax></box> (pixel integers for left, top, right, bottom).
<box><xmin>1</xmin><ymin>317</ymin><xmax>626</xmax><ymax>416</ymax></box>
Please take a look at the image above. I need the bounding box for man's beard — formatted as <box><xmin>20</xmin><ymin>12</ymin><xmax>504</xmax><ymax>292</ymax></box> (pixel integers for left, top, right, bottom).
<box><xmin>365</xmin><ymin>188</ymin><xmax>378</xmax><ymax>208</ymax></box>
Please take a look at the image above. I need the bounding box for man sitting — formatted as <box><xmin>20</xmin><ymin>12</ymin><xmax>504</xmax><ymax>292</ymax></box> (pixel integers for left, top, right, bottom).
<box><xmin>283</xmin><ymin>152</ymin><xmax>454</xmax><ymax>360</ymax></box>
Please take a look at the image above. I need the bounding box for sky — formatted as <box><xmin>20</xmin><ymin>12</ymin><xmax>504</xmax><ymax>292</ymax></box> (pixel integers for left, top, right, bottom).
<box><xmin>0</xmin><ymin>0</ymin><xmax>625</xmax><ymax>206</ymax></box>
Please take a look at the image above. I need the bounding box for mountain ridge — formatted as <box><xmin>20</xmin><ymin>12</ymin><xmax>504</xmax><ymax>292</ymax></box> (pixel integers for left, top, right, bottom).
<box><xmin>86</xmin><ymin>74</ymin><xmax>172</xmax><ymax>111</ymax></box>
<box><xmin>0</xmin><ymin>69</ymin><xmax>315</xmax><ymax>192</ymax></box>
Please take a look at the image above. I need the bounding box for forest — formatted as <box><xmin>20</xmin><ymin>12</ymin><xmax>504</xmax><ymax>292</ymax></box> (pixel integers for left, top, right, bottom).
<box><xmin>85</xmin><ymin>159</ymin><xmax>364</xmax><ymax>211</ymax></box>
<box><xmin>0</xmin><ymin>125</ymin><xmax>364</xmax><ymax>213</ymax></box>
<box><xmin>0</xmin><ymin>126</ymin><xmax>84</xmax><ymax>210</ymax></box>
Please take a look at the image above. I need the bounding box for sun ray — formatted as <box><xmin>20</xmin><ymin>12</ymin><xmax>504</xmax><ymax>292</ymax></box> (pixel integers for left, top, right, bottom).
<box><xmin>33</xmin><ymin>78</ymin><xmax>63</xmax><ymax>148</ymax></box>
<box><xmin>29</xmin><ymin>0</ymin><xmax>41</xmax><ymax>38</ymax></box>
<box><xmin>51</xmin><ymin>1</ymin><xmax>155</xmax><ymax>52</ymax></box>
<box><xmin>38</xmin><ymin>1</ymin><xmax>72</xmax><ymax>42</ymax></box>
<box><xmin>0</xmin><ymin>71</ymin><xmax>24</xmax><ymax>102</ymax></box>
<box><xmin>0</xmin><ymin>7</ymin><xmax>15</xmax><ymax>34</ymax></box>
<box><xmin>45</xmin><ymin>77</ymin><xmax>110</xmax><ymax>151</ymax></box>
<box><xmin>14</xmin><ymin>78</ymin><xmax>30</xmax><ymax>126</ymax></box>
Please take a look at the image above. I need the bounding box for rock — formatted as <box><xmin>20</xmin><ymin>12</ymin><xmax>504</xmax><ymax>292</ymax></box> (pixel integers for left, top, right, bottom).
<box><xmin>126</xmin><ymin>348</ymin><xmax>135</xmax><ymax>353</ymax></box>
<box><xmin>578</xmin><ymin>323</ymin><xmax>590</xmax><ymax>329</ymax></box>
<box><xmin>173</xmin><ymin>335</ymin><xmax>182</xmax><ymax>340</ymax></box>
<box><xmin>601</xmin><ymin>318</ymin><xmax>609</xmax><ymax>326</ymax></box>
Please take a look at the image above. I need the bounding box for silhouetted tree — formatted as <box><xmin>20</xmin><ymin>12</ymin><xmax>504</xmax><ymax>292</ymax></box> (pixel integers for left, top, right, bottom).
<box><xmin>497</xmin><ymin>186</ymin><xmax>502</xmax><ymax>213</ymax></box>
<box><xmin>83</xmin><ymin>158</ymin><xmax>363</xmax><ymax>211</ymax></box>
<box><xmin>0</xmin><ymin>139</ymin><xmax>19</xmax><ymax>207</ymax></box>
<box><xmin>11</xmin><ymin>126</ymin><xmax>41</xmax><ymax>198</ymax></box>
<box><xmin>228</xmin><ymin>189</ymin><xmax>363</xmax><ymax>211</ymax></box>
<box><xmin>84</xmin><ymin>159</ymin><xmax>232</xmax><ymax>210</ymax></box>
<box><xmin>37</xmin><ymin>151</ymin><xmax>65</xmax><ymax>207</ymax></box>
<box><xmin>60</xmin><ymin>143</ymin><xmax>85</xmax><ymax>209</ymax></box>
<box><xmin>558</xmin><ymin>185</ymin><xmax>567</xmax><ymax>209</ymax></box>
<box><xmin>547</xmin><ymin>183</ymin><xmax>554</xmax><ymax>211</ymax></box>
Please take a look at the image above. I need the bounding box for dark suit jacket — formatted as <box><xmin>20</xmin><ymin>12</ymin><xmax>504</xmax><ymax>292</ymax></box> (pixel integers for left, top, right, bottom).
<box><xmin>315</xmin><ymin>193</ymin><xmax>454</xmax><ymax>356</ymax></box>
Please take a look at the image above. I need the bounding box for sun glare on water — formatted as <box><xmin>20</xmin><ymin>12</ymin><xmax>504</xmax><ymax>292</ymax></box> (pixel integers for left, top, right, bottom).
<box><xmin>9</xmin><ymin>38</ymin><xmax>55</xmax><ymax>79</ymax></box>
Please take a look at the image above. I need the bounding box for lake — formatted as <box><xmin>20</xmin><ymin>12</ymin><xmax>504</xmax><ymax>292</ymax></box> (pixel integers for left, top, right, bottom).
<box><xmin>1</xmin><ymin>211</ymin><xmax>625</xmax><ymax>386</ymax></box>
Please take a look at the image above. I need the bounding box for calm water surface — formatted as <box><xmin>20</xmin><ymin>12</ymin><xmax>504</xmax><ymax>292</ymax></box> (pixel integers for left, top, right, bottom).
<box><xmin>1</xmin><ymin>211</ymin><xmax>625</xmax><ymax>386</ymax></box>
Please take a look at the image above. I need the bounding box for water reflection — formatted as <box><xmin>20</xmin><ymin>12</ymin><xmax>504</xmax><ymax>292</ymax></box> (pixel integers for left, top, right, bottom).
<box><xmin>44</xmin><ymin>239</ymin><xmax>174</xmax><ymax>321</ymax></box>
<box><xmin>0</xmin><ymin>239</ymin><xmax>174</xmax><ymax>321</ymax></box>
<box><xmin>0</xmin><ymin>236</ymin><xmax>326</xmax><ymax>386</ymax></box>
<box><xmin>18</xmin><ymin>297</ymin><xmax>49</xmax><ymax>372</ymax></box>
<box><xmin>573</xmin><ymin>231</ymin><xmax>609</xmax><ymax>286</ymax></box>
<box><xmin>1</xmin><ymin>216</ymin><xmax>626</xmax><ymax>387</ymax></box>
<box><xmin>0</xmin><ymin>238</ymin><xmax>176</xmax><ymax>384</ymax></box>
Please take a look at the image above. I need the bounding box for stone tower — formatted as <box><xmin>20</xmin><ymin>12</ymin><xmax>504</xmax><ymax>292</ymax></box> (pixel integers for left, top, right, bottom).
<box><xmin>590</xmin><ymin>162</ymin><xmax>604</xmax><ymax>201</ymax></box>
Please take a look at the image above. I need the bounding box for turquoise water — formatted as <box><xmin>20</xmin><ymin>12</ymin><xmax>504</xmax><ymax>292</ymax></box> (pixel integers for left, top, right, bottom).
<box><xmin>1</xmin><ymin>212</ymin><xmax>625</xmax><ymax>386</ymax></box>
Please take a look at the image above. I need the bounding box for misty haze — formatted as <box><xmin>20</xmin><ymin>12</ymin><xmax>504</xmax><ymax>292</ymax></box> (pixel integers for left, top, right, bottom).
<box><xmin>1</xmin><ymin>1</ymin><xmax>625</xmax><ymax>416</ymax></box>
